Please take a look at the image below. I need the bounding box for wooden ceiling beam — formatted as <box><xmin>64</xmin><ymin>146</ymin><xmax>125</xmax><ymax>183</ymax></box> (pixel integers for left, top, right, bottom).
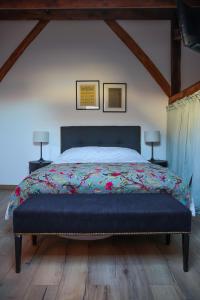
<box><xmin>105</xmin><ymin>20</ymin><xmax>171</xmax><ymax>97</ymax></box>
<box><xmin>0</xmin><ymin>20</ymin><xmax>49</xmax><ymax>82</ymax></box>
<box><xmin>184</xmin><ymin>0</ymin><xmax>200</xmax><ymax>7</ymax></box>
<box><xmin>0</xmin><ymin>8</ymin><xmax>175</xmax><ymax>20</ymax></box>
<box><xmin>169</xmin><ymin>81</ymin><xmax>200</xmax><ymax>104</ymax></box>
<box><xmin>171</xmin><ymin>16</ymin><xmax>181</xmax><ymax>96</ymax></box>
<box><xmin>0</xmin><ymin>0</ymin><xmax>176</xmax><ymax>10</ymax></box>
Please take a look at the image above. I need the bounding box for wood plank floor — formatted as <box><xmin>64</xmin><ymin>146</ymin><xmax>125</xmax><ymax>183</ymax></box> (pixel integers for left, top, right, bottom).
<box><xmin>0</xmin><ymin>190</ymin><xmax>200</xmax><ymax>300</ymax></box>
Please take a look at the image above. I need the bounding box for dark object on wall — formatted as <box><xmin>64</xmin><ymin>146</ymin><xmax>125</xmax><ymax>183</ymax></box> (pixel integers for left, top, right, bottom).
<box><xmin>61</xmin><ymin>126</ymin><xmax>141</xmax><ymax>154</ymax></box>
<box><xmin>177</xmin><ymin>0</ymin><xmax>200</xmax><ymax>53</ymax></box>
<box><xmin>76</xmin><ymin>80</ymin><xmax>100</xmax><ymax>110</ymax></box>
<box><xmin>103</xmin><ymin>83</ymin><xmax>127</xmax><ymax>112</ymax></box>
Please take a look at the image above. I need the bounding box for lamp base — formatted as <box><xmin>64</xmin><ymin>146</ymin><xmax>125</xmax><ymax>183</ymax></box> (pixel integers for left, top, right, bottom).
<box><xmin>150</xmin><ymin>142</ymin><xmax>155</xmax><ymax>162</ymax></box>
<box><xmin>149</xmin><ymin>158</ymin><xmax>156</xmax><ymax>163</ymax></box>
<box><xmin>37</xmin><ymin>158</ymin><xmax>45</xmax><ymax>163</ymax></box>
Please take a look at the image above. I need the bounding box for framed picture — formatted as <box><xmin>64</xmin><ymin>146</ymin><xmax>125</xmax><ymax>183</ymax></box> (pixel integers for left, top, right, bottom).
<box><xmin>76</xmin><ymin>80</ymin><xmax>100</xmax><ymax>110</ymax></box>
<box><xmin>103</xmin><ymin>83</ymin><xmax>127</xmax><ymax>112</ymax></box>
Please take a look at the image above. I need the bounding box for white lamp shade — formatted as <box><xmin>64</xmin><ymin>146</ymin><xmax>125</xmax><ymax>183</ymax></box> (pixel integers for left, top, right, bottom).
<box><xmin>144</xmin><ymin>131</ymin><xmax>160</xmax><ymax>143</ymax></box>
<box><xmin>33</xmin><ymin>131</ymin><xmax>49</xmax><ymax>143</ymax></box>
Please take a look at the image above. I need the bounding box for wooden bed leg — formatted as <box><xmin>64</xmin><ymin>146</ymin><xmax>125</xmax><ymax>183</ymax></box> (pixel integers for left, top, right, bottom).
<box><xmin>15</xmin><ymin>234</ymin><xmax>22</xmax><ymax>273</ymax></box>
<box><xmin>182</xmin><ymin>233</ymin><xmax>189</xmax><ymax>272</ymax></box>
<box><xmin>32</xmin><ymin>235</ymin><xmax>37</xmax><ymax>246</ymax></box>
<box><xmin>165</xmin><ymin>234</ymin><xmax>171</xmax><ymax>245</ymax></box>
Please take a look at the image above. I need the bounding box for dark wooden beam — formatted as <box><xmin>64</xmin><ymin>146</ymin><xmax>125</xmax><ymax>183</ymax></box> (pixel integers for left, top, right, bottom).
<box><xmin>105</xmin><ymin>20</ymin><xmax>171</xmax><ymax>97</ymax></box>
<box><xmin>169</xmin><ymin>81</ymin><xmax>200</xmax><ymax>104</ymax></box>
<box><xmin>184</xmin><ymin>0</ymin><xmax>200</xmax><ymax>7</ymax></box>
<box><xmin>0</xmin><ymin>0</ymin><xmax>176</xmax><ymax>9</ymax></box>
<box><xmin>0</xmin><ymin>20</ymin><xmax>49</xmax><ymax>82</ymax></box>
<box><xmin>0</xmin><ymin>8</ymin><xmax>175</xmax><ymax>20</ymax></box>
<box><xmin>171</xmin><ymin>16</ymin><xmax>181</xmax><ymax>96</ymax></box>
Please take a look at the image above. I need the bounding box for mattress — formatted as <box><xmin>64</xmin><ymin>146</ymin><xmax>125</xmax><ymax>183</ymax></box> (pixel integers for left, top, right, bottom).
<box><xmin>6</xmin><ymin>162</ymin><xmax>191</xmax><ymax>220</ymax></box>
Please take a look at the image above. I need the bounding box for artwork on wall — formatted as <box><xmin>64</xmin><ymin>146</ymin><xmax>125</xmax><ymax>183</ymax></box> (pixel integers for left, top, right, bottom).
<box><xmin>103</xmin><ymin>83</ymin><xmax>127</xmax><ymax>112</ymax></box>
<box><xmin>76</xmin><ymin>80</ymin><xmax>100</xmax><ymax>110</ymax></box>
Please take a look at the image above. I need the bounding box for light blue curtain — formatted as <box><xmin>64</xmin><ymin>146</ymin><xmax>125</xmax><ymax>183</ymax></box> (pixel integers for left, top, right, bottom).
<box><xmin>167</xmin><ymin>91</ymin><xmax>200</xmax><ymax>214</ymax></box>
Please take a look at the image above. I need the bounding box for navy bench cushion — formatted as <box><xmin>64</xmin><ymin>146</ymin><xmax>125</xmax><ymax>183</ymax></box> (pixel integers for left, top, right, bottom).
<box><xmin>13</xmin><ymin>193</ymin><xmax>191</xmax><ymax>234</ymax></box>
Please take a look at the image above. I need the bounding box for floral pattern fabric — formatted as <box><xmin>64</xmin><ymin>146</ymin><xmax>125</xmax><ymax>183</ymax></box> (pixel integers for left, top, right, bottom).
<box><xmin>6</xmin><ymin>163</ymin><xmax>191</xmax><ymax>219</ymax></box>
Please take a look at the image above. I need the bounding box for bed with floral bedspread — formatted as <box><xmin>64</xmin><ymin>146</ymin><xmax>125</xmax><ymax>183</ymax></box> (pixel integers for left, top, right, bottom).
<box><xmin>6</xmin><ymin>162</ymin><xmax>191</xmax><ymax>219</ymax></box>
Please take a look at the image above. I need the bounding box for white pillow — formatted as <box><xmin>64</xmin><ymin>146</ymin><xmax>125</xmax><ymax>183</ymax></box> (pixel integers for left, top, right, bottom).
<box><xmin>53</xmin><ymin>146</ymin><xmax>148</xmax><ymax>164</ymax></box>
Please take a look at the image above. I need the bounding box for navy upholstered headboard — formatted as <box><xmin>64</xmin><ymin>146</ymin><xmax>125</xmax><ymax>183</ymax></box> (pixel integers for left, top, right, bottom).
<box><xmin>61</xmin><ymin>126</ymin><xmax>141</xmax><ymax>153</ymax></box>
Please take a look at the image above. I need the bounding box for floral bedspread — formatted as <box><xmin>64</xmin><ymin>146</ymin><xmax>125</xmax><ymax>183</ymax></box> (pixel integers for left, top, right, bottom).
<box><xmin>6</xmin><ymin>163</ymin><xmax>191</xmax><ymax>219</ymax></box>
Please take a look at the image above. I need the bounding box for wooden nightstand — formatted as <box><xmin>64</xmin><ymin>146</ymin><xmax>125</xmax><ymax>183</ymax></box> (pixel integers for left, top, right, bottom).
<box><xmin>29</xmin><ymin>160</ymin><xmax>52</xmax><ymax>174</ymax></box>
<box><xmin>149</xmin><ymin>159</ymin><xmax>168</xmax><ymax>167</ymax></box>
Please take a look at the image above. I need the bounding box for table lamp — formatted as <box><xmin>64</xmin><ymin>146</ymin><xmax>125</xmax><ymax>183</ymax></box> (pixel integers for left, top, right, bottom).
<box><xmin>144</xmin><ymin>130</ymin><xmax>160</xmax><ymax>162</ymax></box>
<box><xmin>33</xmin><ymin>131</ymin><xmax>49</xmax><ymax>162</ymax></box>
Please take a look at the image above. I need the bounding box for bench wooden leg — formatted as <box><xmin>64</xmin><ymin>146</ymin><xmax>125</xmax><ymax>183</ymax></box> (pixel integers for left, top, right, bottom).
<box><xmin>165</xmin><ymin>234</ymin><xmax>171</xmax><ymax>245</ymax></box>
<box><xmin>32</xmin><ymin>235</ymin><xmax>37</xmax><ymax>246</ymax></box>
<box><xmin>15</xmin><ymin>234</ymin><xmax>22</xmax><ymax>273</ymax></box>
<box><xmin>182</xmin><ymin>233</ymin><xmax>189</xmax><ymax>272</ymax></box>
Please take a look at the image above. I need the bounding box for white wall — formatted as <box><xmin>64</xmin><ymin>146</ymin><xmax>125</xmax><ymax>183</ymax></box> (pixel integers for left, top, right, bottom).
<box><xmin>0</xmin><ymin>20</ymin><xmax>199</xmax><ymax>184</ymax></box>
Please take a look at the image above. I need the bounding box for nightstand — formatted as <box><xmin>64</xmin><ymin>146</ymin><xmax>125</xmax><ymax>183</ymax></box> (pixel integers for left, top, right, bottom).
<box><xmin>29</xmin><ymin>160</ymin><xmax>52</xmax><ymax>174</ymax></box>
<box><xmin>149</xmin><ymin>159</ymin><xmax>168</xmax><ymax>167</ymax></box>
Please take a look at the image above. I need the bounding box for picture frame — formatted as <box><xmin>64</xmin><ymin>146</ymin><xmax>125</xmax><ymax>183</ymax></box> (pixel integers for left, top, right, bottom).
<box><xmin>76</xmin><ymin>80</ymin><xmax>100</xmax><ymax>110</ymax></box>
<box><xmin>103</xmin><ymin>83</ymin><xmax>127</xmax><ymax>112</ymax></box>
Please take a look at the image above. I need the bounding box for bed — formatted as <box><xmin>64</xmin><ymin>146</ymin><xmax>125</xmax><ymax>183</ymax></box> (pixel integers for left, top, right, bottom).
<box><xmin>6</xmin><ymin>126</ymin><xmax>191</xmax><ymax>220</ymax></box>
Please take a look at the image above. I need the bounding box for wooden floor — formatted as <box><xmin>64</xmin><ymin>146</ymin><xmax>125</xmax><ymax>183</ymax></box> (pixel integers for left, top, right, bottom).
<box><xmin>0</xmin><ymin>190</ymin><xmax>200</xmax><ymax>300</ymax></box>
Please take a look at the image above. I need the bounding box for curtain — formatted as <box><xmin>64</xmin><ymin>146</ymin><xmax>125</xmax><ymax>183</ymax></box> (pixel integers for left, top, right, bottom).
<box><xmin>167</xmin><ymin>90</ymin><xmax>200</xmax><ymax>214</ymax></box>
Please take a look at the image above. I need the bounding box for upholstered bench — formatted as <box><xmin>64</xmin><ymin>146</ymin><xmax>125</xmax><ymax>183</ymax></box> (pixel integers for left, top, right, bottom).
<box><xmin>13</xmin><ymin>193</ymin><xmax>192</xmax><ymax>273</ymax></box>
